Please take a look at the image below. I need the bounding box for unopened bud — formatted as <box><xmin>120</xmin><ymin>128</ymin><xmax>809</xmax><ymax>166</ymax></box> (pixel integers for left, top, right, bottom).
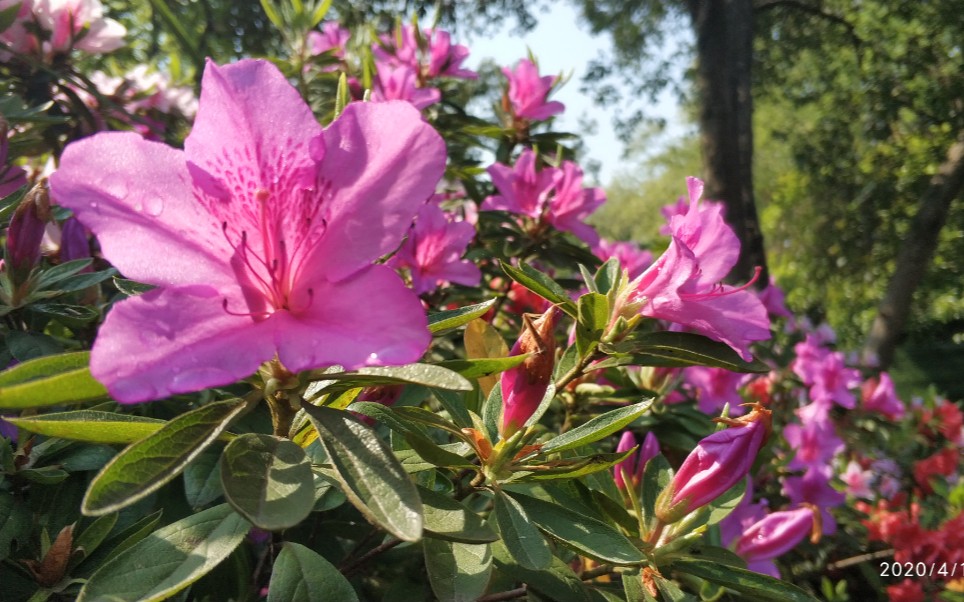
<box><xmin>5</xmin><ymin>183</ymin><xmax>50</xmax><ymax>281</ymax></box>
<box><xmin>499</xmin><ymin>307</ymin><xmax>559</xmax><ymax>437</ymax></box>
<box><xmin>655</xmin><ymin>405</ymin><xmax>771</xmax><ymax>524</ymax></box>
<box><xmin>735</xmin><ymin>504</ymin><xmax>819</xmax><ymax>563</ymax></box>
<box><xmin>614</xmin><ymin>430</ymin><xmax>660</xmax><ymax>491</ymax></box>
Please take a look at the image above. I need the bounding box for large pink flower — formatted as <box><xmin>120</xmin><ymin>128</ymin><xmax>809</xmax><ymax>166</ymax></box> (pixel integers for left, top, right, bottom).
<box><xmin>481</xmin><ymin>149</ymin><xmax>558</xmax><ymax>217</ymax></box>
<box><xmin>629</xmin><ymin>178</ymin><xmax>770</xmax><ymax>361</ymax></box>
<box><xmin>545</xmin><ymin>161</ymin><xmax>605</xmax><ymax>245</ymax></box>
<box><xmin>50</xmin><ymin>59</ymin><xmax>446</xmax><ymax>403</ymax></box>
<box><xmin>502</xmin><ymin>59</ymin><xmax>564</xmax><ymax>122</ymax></box>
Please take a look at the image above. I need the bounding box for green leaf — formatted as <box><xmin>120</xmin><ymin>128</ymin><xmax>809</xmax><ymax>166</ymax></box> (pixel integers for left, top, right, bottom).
<box><xmin>512</xmin><ymin>450</ymin><xmax>634</xmax><ymax>482</ymax></box>
<box><xmin>0</xmin><ymin>351</ymin><xmax>91</xmax><ymax>387</ymax></box>
<box><xmin>507</xmin><ymin>492</ymin><xmax>645</xmax><ymax>565</ymax></box>
<box><xmin>112</xmin><ymin>277</ymin><xmax>155</xmax><ymax>296</ymax></box>
<box><xmin>267</xmin><ymin>542</ymin><xmax>358</xmax><ymax>602</ymax></box>
<box><xmin>28</xmin><ymin>303</ymin><xmax>100</xmax><ymax>327</ymax></box>
<box><xmin>480</xmin><ymin>382</ymin><xmax>501</xmax><ymax>442</ymax></box>
<box><xmin>423</xmin><ymin>539</ymin><xmax>492</xmax><ymax>602</ymax></box>
<box><xmin>70</xmin><ymin>513</ymin><xmax>118</xmax><ymax>568</ymax></box>
<box><xmin>4</xmin><ymin>331</ymin><xmax>61</xmax><ymax>362</ymax></box>
<box><xmin>641</xmin><ymin>455</ymin><xmax>672</xmax><ymax>532</ymax></box>
<box><xmin>6</xmin><ymin>410</ymin><xmax>165</xmax><ymax>444</ymax></box>
<box><xmin>576</xmin><ymin>292</ymin><xmax>609</xmax><ymax>357</ymax></box>
<box><xmin>428</xmin><ymin>299</ymin><xmax>497</xmax><ymax>334</ymax></box>
<box><xmin>0</xmin><ymin>491</ymin><xmax>31</xmax><ymax>562</ymax></box>
<box><xmin>431</xmin><ymin>388</ymin><xmax>473</xmax><ymax>429</ymax></box>
<box><xmin>321</xmin><ymin>364</ymin><xmax>472</xmax><ymax>391</ymax></box>
<box><xmin>594</xmin><ymin>258</ymin><xmax>622</xmax><ymax>295</ymax></box>
<box><xmin>221</xmin><ymin>434</ymin><xmax>314</xmax><ymax>530</ymax></box>
<box><xmin>539</xmin><ymin>400</ymin><xmax>653</xmax><ymax>454</ymax></box>
<box><xmin>53</xmin><ymin>268</ymin><xmax>117</xmax><ymax>293</ymax></box>
<box><xmin>77</xmin><ymin>504</ymin><xmax>250</xmax><ymax>602</ymax></box>
<box><xmin>705</xmin><ymin>479</ymin><xmax>746</xmax><ymax>527</ymax></box>
<box><xmin>32</xmin><ymin>258</ymin><xmax>92</xmax><ymax>289</ymax></box>
<box><xmin>0</xmin><ymin>356</ymin><xmax>108</xmax><ymax>410</ymax></box>
<box><xmin>419</xmin><ymin>486</ymin><xmax>498</xmax><ymax>544</ymax></box>
<box><xmin>435</xmin><ymin>355</ymin><xmax>529</xmax><ymax>380</ymax></box>
<box><xmin>75</xmin><ymin>510</ymin><xmax>164</xmax><ymax>577</ymax></box>
<box><xmin>669</xmin><ymin>558</ymin><xmax>818</xmax><ymax>602</ymax></box>
<box><xmin>492</xmin><ymin>489</ymin><xmax>551</xmax><ymax>570</ymax></box>
<box><xmin>183</xmin><ymin>449</ymin><xmax>224</xmax><ymax>509</ymax></box>
<box><xmin>82</xmin><ymin>399</ymin><xmax>249</xmax><ymax>516</ymax></box>
<box><xmin>523</xmin><ymin>383</ymin><xmax>557</xmax><ymax>429</ymax></box>
<box><xmin>597</xmin><ymin>332</ymin><xmax>768</xmax><ymax>373</ymax></box>
<box><xmin>501</xmin><ymin>262</ymin><xmax>578</xmax><ymax>317</ymax></box>
<box><xmin>302</xmin><ymin>404</ymin><xmax>423</xmax><ymax>541</ymax></box>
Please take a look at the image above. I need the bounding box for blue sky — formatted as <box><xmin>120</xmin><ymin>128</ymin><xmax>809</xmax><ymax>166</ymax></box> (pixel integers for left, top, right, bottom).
<box><xmin>465</xmin><ymin>4</ymin><xmax>690</xmax><ymax>185</ymax></box>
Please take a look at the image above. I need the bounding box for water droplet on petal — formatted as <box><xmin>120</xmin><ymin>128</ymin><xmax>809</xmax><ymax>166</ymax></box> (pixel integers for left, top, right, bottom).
<box><xmin>101</xmin><ymin>174</ymin><xmax>129</xmax><ymax>200</ymax></box>
<box><xmin>133</xmin><ymin>202</ymin><xmax>143</xmax><ymax>212</ymax></box>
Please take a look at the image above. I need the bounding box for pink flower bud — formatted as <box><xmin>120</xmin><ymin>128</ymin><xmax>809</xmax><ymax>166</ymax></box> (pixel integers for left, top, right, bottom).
<box><xmin>655</xmin><ymin>405</ymin><xmax>771</xmax><ymax>523</ymax></box>
<box><xmin>735</xmin><ymin>505</ymin><xmax>819</xmax><ymax>563</ymax></box>
<box><xmin>500</xmin><ymin>307</ymin><xmax>559</xmax><ymax>437</ymax></box>
<box><xmin>59</xmin><ymin>217</ymin><xmax>91</xmax><ymax>266</ymax></box>
<box><xmin>614</xmin><ymin>430</ymin><xmax>661</xmax><ymax>491</ymax></box>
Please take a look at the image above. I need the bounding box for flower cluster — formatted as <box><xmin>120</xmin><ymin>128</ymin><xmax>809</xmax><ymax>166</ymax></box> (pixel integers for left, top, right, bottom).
<box><xmin>0</xmin><ymin>0</ymin><xmax>125</xmax><ymax>60</ymax></box>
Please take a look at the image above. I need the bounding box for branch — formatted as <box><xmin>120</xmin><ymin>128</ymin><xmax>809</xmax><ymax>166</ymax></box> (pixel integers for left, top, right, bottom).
<box><xmin>755</xmin><ymin>0</ymin><xmax>862</xmax><ymax>47</ymax></box>
<box><xmin>476</xmin><ymin>586</ymin><xmax>527</xmax><ymax>601</ymax></box>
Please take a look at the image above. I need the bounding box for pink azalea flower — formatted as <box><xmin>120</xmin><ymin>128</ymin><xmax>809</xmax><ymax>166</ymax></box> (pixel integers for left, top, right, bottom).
<box><xmin>718</xmin><ymin>478</ymin><xmax>769</xmax><ymax>547</ymax></box>
<box><xmin>861</xmin><ymin>372</ymin><xmax>905</xmax><ymax>420</ymax></box>
<box><xmin>791</xmin><ymin>334</ymin><xmax>829</xmax><ymax>386</ymax></box>
<box><xmin>593</xmin><ymin>239</ymin><xmax>653</xmax><ymax>280</ymax></box>
<box><xmin>628</xmin><ymin>178</ymin><xmax>770</xmax><ymax>361</ymax></box>
<box><xmin>50</xmin><ymin>59</ymin><xmax>445</xmax><ymax>403</ymax></box>
<box><xmin>371</xmin><ymin>62</ymin><xmax>441</xmax><ymax>110</ymax></box>
<box><xmin>424</xmin><ymin>29</ymin><xmax>477</xmax><ymax>80</ymax></box>
<box><xmin>544</xmin><ymin>160</ymin><xmax>605</xmax><ymax>245</ymax></box>
<box><xmin>481</xmin><ymin>149</ymin><xmax>558</xmax><ymax>217</ymax></box>
<box><xmin>0</xmin><ymin>0</ymin><xmax>38</xmax><ymax>56</ymax></box>
<box><xmin>808</xmin><ymin>350</ymin><xmax>861</xmax><ymax>409</ymax></box>
<box><xmin>33</xmin><ymin>0</ymin><xmax>126</xmax><ymax>55</ymax></box>
<box><xmin>388</xmin><ymin>202</ymin><xmax>481</xmax><ymax>295</ymax></box>
<box><xmin>502</xmin><ymin>58</ymin><xmax>565</xmax><ymax>122</ymax></box>
<box><xmin>781</xmin><ymin>465</ymin><xmax>844</xmax><ymax>535</ymax></box>
<box><xmin>840</xmin><ymin>460</ymin><xmax>875</xmax><ymax>499</ymax></box>
<box><xmin>783</xmin><ymin>421</ymin><xmax>844</xmax><ymax>469</ymax></box>
<box><xmin>374</xmin><ymin>24</ymin><xmax>476</xmax><ymax>81</ymax></box>
<box><xmin>613</xmin><ymin>430</ymin><xmax>660</xmax><ymax>491</ymax></box>
<box><xmin>756</xmin><ymin>278</ymin><xmax>793</xmax><ymax>320</ymax></box>
<box><xmin>308</xmin><ymin>21</ymin><xmax>350</xmax><ymax>58</ymax></box>
<box><xmin>683</xmin><ymin>366</ymin><xmax>747</xmax><ymax>416</ymax></box>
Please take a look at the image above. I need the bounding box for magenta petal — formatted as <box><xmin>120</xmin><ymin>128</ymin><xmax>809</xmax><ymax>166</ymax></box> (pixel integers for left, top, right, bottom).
<box><xmin>92</xmin><ymin>286</ymin><xmax>275</xmax><ymax>403</ymax></box>
<box><xmin>185</xmin><ymin>59</ymin><xmax>324</xmax><ymax>197</ymax></box>
<box><xmin>274</xmin><ymin>265</ymin><xmax>430</xmax><ymax>372</ymax></box>
<box><xmin>311</xmin><ymin>102</ymin><xmax>446</xmax><ymax>281</ymax></box>
<box><xmin>49</xmin><ymin>132</ymin><xmax>235</xmax><ymax>288</ymax></box>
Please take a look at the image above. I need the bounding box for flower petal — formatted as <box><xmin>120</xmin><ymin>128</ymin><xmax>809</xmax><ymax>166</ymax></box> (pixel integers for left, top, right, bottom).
<box><xmin>49</xmin><ymin>132</ymin><xmax>235</xmax><ymax>288</ymax></box>
<box><xmin>273</xmin><ymin>264</ymin><xmax>430</xmax><ymax>372</ymax></box>
<box><xmin>312</xmin><ymin>101</ymin><xmax>446</xmax><ymax>281</ymax></box>
<box><xmin>91</xmin><ymin>286</ymin><xmax>275</xmax><ymax>403</ymax></box>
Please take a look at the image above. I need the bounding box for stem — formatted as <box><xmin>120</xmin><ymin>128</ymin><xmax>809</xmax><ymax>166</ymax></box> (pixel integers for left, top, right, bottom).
<box><xmin>826</xmin><ymin>548</ymin><xmax>893</xmax><ymax>570</ymax></box>
<box><xmin>476</xmin><ymin>586</ymin><xmax>527</xmax><ymax>601</ymax></box>
<box><xmin>338</xmin><ymin>538</ymin><xmax>403</xmax><ymax>576</ymax></box>
<box><xmin>580</xmin><ymin>563</ymin><xmax>615</xmax><ymax>581</ymax></box>
<box><xmin>554</xmin><ymin>351</ymin><xmax>598</xmax><ymax>392</ymax></box>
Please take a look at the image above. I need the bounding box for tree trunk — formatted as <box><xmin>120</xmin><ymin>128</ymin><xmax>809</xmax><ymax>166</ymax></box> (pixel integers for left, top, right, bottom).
<box><xmin>686</xmin><ymin>0</ymin><xmax>768</xmax><ymax>285</ymax></box>
<box><xmin>862</xmin><ymin>133</ymin><xmax>964</xmax><ymax>369</ymax></box>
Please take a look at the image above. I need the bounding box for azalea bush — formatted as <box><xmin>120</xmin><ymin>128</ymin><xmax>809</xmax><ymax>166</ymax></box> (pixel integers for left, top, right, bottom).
<box><xmin>0</xmin><ymin>2</ymin><xmax>961</xmax><ymax>601</ymax></box>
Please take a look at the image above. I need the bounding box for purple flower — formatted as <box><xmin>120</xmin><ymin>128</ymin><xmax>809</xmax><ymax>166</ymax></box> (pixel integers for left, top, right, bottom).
<box><xmin>781</xmin><ymin>465</ymin><xmax>844</xmax><ymax>535</ymax></box>
<box><xmin>50</xmin><ymin>59</ymin><xmax>445</xmax><ymax>403</ymax></box>
<box><xmin>58</xmin><ymin>217</ymin><xmax>91</xmax><ymax>265</ymax></box>
<box><xmin>388</xmin><ymin>203</ymin><xmax>481</xmax><ymax>295</ymax></box>
<box><xmin>32</xmin><ymin>0</ymin><xmax>126</xmax><ymax>56</ymax></box>
<box><xmin>374</xmin><ymin>24</ymin><xmax>476</xmax><ymax>81</ymax></box>
<box><xmin>0</xmin><ymin>415</ymin><xmax>17</xmax><ymax>442</ymax></box>
<box><xmin>808</xmin><ymin>351</ymin><xmax>861</xmax><ymax>409</ymax></box>
<box><xmin>500</xmin><ymin>307</ymin><xmax>559</xmax><ymax>437</ymax></box>
<box><xmin>655</xmin><ymin>406</ymin><xmax>771</xmax><ymax>523</ymax></box>
<box><xmin>782</xmin><ymin>421</ymin><xmax>843</xmax><ymax>469</ymax></box>
<box><xmin>544</xmin><ymin>161</ymin><xmax>605</xmax><ymax>245</ymax></box>
<box><xmin>502</xmin><ymin>59</ymin><xmax>564</xmax><ymax>122</ymax></box>
<box><xmin>756</xmin><ymin>278</ymin><xmax>793</xmax><ymax>320</ymax></box>
<box><xmin>593</xmin><ymin>239</ymin><xmax>653</xmax><ymax>280</ymax></box>
<box><xmin>683</xmin><ymin>366</ymin><xmax>747</xmax><ymax>416</ymax></box>
<box><xmin>628</xmin><ymin>179</ymin><xmax>770</xmax><ymax>361</ymax></box>
<box><xmin>372</xmin><ymin>62</ymin><xmax>441</xmax><ymax>110</ymax></box>
<box><xmin>308</xmin><ymin>22</ymin><xmax>350</xmax><ymax>58</ymax></box>
<box><xmin>861</xmin><ymin>372</ymin><xmax>905</xmax><ymax>420</ymax></box>
<box><xmin>481</xmin><ymin>149</ymin><xmax>558</xmax><ymax>218</ymax></box>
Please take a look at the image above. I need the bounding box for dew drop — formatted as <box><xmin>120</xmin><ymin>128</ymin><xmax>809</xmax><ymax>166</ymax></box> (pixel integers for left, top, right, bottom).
<box><xmin>133</xmin><ymin>201</ymin><xmax>143</xmax><ymax>212</ymax></box>
<box><xmin>101</xmin><ymin>174</ymin><xmax>129</xmax><ymax>200</ymax></box>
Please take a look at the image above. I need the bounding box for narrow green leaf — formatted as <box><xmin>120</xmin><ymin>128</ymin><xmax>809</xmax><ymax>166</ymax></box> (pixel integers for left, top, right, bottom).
<box><xmin>669</xmin><ymin>558</ymin><xmax>818</xmax><ymax>602</ymax></box>
<box><xmin>705</xmin><ymin>480</ymin><xmax>746</xmax><ymax>527</ymax></box>
<box><xmin>480</xmin><ymin>382</ymin><xmax>501</xmax><ymax>442</ymax></box>
<box><xmin>576</xmin><ymin>292</ymin><xmax>609</xmax><ymax>358</ymax></box>
<box><xmin>423</xmin><ymin>539</ymin><xmax>492</xmax><ymax>602</ymax></box>
<box><xmin>0</xmin><ymin>367</ymin><xmax>108</xmax><ymax>409</ymax></box>
<box><xmin>598</xmin><ymin>332</ymin><xmax>768</xmax><ymax>373</ymax></box>
<box><xmin>302</xmin><ymin>404</ymin><xmax>423</xmax><ymax>541</ymax></box>
<box><xmin>428</xmin><ymin>299</ymin><xmax>497</xmax><ymax>334</ymax></box>
<box><xmin>221</xmin><ymin>434</ymin><xmax>314</xmax><ymax>530</ymax></box>
<box><xmin>641</xmin><ymin>455</ymin><xmax>672</xmax><ymax>533</ymax></box>
<box><xmin>594</xmin><ymin>258</ymin><xmax>621</xmax><ymax>295</ymax></box>
<box><xmin>32</xmin><ymin>258</ymin><xmax>92</xmax><ymax>289</ymax></box>
<box><xmin>334</xmin><ymin>72</ymin><xmax>349</xmax><ymax>119</ymax></box>
<box><xmin>539</xmin><ymin>400</ymin><xmax>653</xmax><ymax>454</ymax></box>
<box><xmin>501</xmin><ymin>262</ymin><xmax>577</xmax><ymax>316</ymax></box>
<box><xmin>77</xmin><ymin>504</ymin><xmax>250</xmax><ymax>602</ymax></box>
<box><xmin>0</xmin><ymin>351</ymin><xmax>92</xmax><ymax>387</ymax></box>
<box><xmin>491</xmin><ymin>540</ymin><xmax>592</xmax><ymax>602</ymax></box>
<box><xmin>419</xmin><ymin>486</ymin><xmax>497</xmax><ymax>543</ymax></box>
<box><xmin>69</xmin><ymin>513</ymin><xmax>118</xmax><ymax>568</ymax></box>
<box><xmin>6</xmin><ymin>411</ymin><xmax>165</xmax><ymax>444</ymax></box>
<box><xmin>54</xmin><ymin>268</ymin><xmax>117</xmax><ymax>293</ymax></box>
<box><xmin>431</xmin><ymin>388</ymin><xmax>473</xmax><ymax>429</ymax></box>
<box><xmin>82</xmin><ymin>400</ymin><xmax>248</xmax><ymax>516</ymax></box>
<box><xmin>508</xmin><ymin>492</ymin><xmax>645</xmax><ymax>565</ymax></box>
<box><xmin>267</xmin><ymin>542</ymin><xmax>358</xmax><ymax>602</ymax></box>
<box><xmin>512</xmin><ymin>450</ymin><xmax>633</xmax><ymax>482</ymax></box>
<box><xmin>308</xmin><ymin>0</ymin><xmax>333</xmax><ymax>27</ymax></box>
<box><xmin>523</xmin><ymin>383</ymin><xmax>557</xmax><ymax>430</ymax></box>
<box><xmin>112</xmin><ymin>277</ymin><xmax>155</xmax><ymax>296</ymax></box>
<box><xmin>75</xmin><ymin>511</ymin><xmax>163</xmax><ymax>577</ymax></box>
<box><xmin>492</xmin><ymin>489</ymin><xmax>551</xmax><ymax>570</ymax></box>
<box><xmin>435</xmin><ymin>355</ymin><xmax>529</xmax><ymax>380</ymax></box>
<box><xmin>322</xmin><ymin>364</ymin><xmax>472</xmax><ymax>391</ymax></box>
